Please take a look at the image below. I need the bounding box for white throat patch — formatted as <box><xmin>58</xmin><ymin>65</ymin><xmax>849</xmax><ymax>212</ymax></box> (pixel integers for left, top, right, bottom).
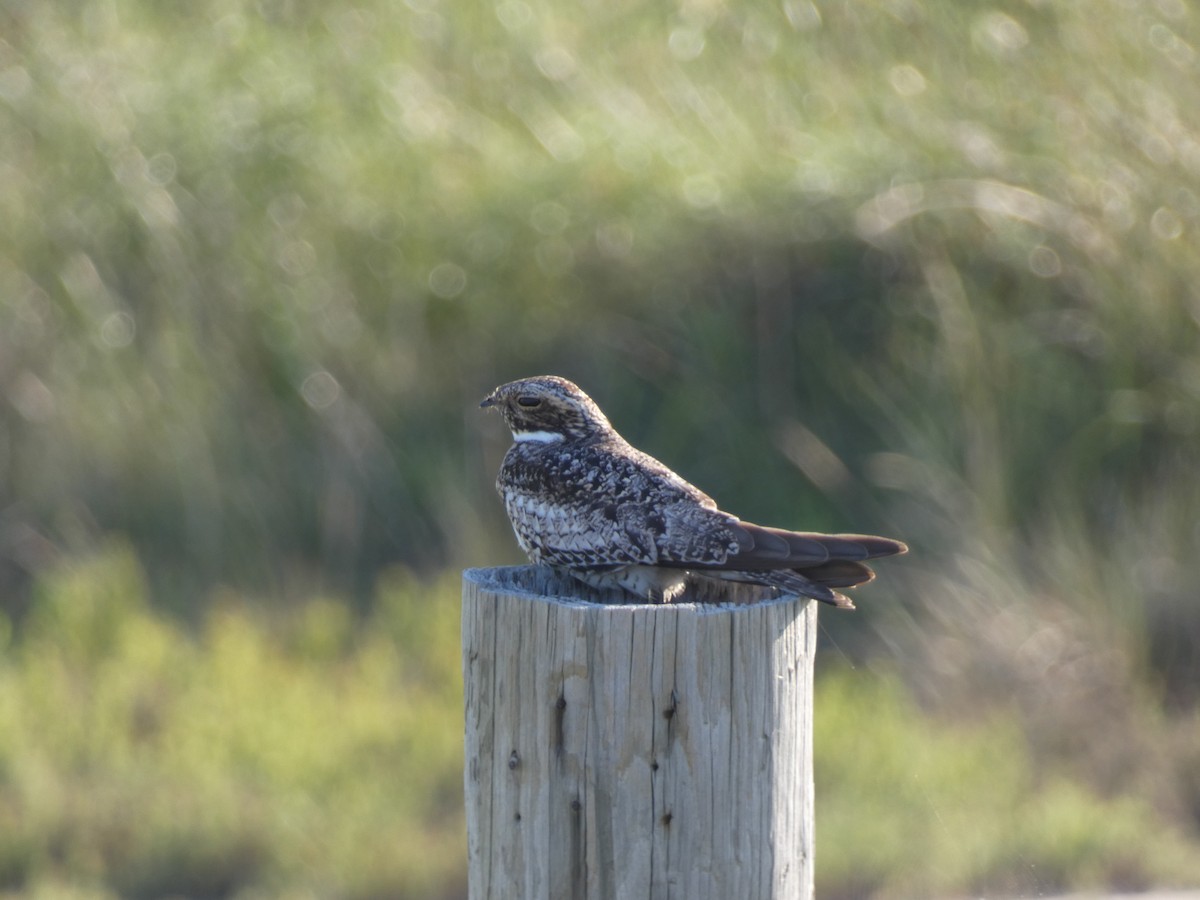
<box><xmin>512</xmin><ymin>430</ymin><xmax>565</xmax><ymax>444</ymax></box>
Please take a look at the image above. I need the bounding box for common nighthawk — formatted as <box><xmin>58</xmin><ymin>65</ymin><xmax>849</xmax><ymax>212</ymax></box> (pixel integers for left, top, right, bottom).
<box><xmin>481</xmin><ymin>375</ymin><xmax>906</xmax><ymax>608</ymax></box>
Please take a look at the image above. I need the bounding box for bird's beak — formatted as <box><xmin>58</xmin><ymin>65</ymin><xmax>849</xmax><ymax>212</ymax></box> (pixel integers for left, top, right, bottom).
<box><xmin>479</xmin><ymin>394</ymin><xmax>497</xmax><ymax>409</ymax></box>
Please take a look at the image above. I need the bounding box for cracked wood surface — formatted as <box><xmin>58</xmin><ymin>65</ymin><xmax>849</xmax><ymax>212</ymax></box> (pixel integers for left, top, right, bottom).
<box><xmin>462</xmin><ymin>565</ymin><xmax>816</xmax><ymax>900</ymax></box>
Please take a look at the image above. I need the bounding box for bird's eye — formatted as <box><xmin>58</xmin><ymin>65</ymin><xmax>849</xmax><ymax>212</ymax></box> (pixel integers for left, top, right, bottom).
<box><xmin>516</xmin><ymin>395</ymin><xmax>541</xmax><ymax>408</ymax></box>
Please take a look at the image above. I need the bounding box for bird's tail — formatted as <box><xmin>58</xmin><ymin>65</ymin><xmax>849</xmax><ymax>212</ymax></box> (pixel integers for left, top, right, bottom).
<box><xmin>712</xmin><ymin>524</ymin><xmax>908</xmax><ymax>609</ymax></box>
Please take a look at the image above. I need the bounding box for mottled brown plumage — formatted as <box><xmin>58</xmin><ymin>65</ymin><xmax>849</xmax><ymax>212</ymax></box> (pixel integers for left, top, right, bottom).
<box><xmin>481</xmin><ymin>376</ymin><xmax>906</xmax><ymax>608</ymax></box>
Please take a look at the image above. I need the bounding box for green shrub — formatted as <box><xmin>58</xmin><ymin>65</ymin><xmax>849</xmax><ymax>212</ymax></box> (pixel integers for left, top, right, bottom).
<box><xmin>815</xmin><ymin>666</ymin><xmax>1200</xmax><ymax>898</ymax></box>
<box><xmin>0</xmin><ymin>547</ymin><xmax>466</xmax><ymax>898</ymax></box>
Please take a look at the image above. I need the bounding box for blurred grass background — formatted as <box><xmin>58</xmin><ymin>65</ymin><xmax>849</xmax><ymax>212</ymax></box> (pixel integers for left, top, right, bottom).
<box><xmin>2</xmin><ymin>0</ymin><xmax>1200</xmax><ymax>896</ymax></box>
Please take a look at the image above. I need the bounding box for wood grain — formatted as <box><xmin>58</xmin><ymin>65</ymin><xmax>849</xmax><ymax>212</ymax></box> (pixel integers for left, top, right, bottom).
<box><xmin>463</xmin><ymin>566</ymin><xmax>816</xmax><ymax>900</ymax></box>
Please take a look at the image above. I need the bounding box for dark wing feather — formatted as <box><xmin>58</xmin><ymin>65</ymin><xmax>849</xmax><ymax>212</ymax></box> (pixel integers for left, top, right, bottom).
<box><xmin>797</xmin><ymin>559</ymin><xmax>877</xmax><ymax>588</ymax></box>
<box><xmin>824</xmin><ymin>533</ymin><xmax>909</xmax><ymax>558</ymax></box>
<box><xmin>665</xmin><ymin>522</ymin><xmax>906</xmax><ymax>607</ymax></box>
<box><xmin>675</xmin><ymin>521</ymin><xmax>907</xmax><ymax>572</ymax></box>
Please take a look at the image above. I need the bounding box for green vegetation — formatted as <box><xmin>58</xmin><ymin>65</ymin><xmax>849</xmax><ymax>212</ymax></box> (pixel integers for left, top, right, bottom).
<box><xmin>816</xmin><ymin>668</ymin><xmax>1200</xmax><ymax>898</ymax></box>
<box><xmin>2</xmin><ymin>0</ymin><xmax>1200</xmax><ymax>895</ymax></box>
<box><xmin>0</xmin><ymin>546</ymin><xmax>465</xmax><ymax>898</ymax></box>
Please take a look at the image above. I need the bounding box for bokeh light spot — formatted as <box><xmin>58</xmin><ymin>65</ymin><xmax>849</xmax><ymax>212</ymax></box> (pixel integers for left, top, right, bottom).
<box><xmin>535</xmin><ymin>46</ymin><xmax>576</xmax><ymax>82</ymax></box>
<box><xmin>1028</xmin><ymin>246</ymin><xmax>1062</xmax><ymax>278</ymax></box>
<box><xmin>681</xmin><ymin>173</ymin><xmax>721</xmax><ymax>208</ymax></box>
<box><xmin>530</xmin><ymin>201</ymin><xmax>570</xmax><ymax>235</ymax></box>
<box><xmin>495</xmin><ymin>0</ymin><xmax>531</xmax><ymax>31</ymax></box>
<box><xmin>146</xmin><ymin>152</ymin><xmax>177</xmax><ymax>186</ymax></box>
<box><xmin>100</xmin><ymin>311</ymin><xmax>136</xmax><ymax>348</ymax></box>
<box><xmin>301</xmin><ymin>371</ymin><xmax>341</xmax><ymax>410</ymax></box>
<box><xmin>467</xmin><ymin>226</ymin><xmax>511</xmax><ymax>263</ymax></box>
<box><xmin>976</xmin><ymin>12</ymin><xmax>1029</xmax><ymax>56</ymax></box>
<box><xmin>668</xmin><ymin>28</ymin><xmax>706</xmax><ymax>61</ymax></box>
<box><xmin>1151</xmin><ymin>207</ymin><xmax>1183</xmax><ymax>240</ymax></box>
<box><xmin>277</xmin><ymin>240</ymin><xmax>317</xmax><ymax>277</ymax></box>
<box><xmin>783</xmin><ymin>0</ymin><xmax>822</xmax><ymax>31</ymax></box>
<box><xmin>429</xmin><ymin>262</ymin><xmax>467</xmax><ymax>298</ymax></box>
<box><xmin>9</xmin><ymin>371</ymin><xmax>56</xmax><ymax>423</ymax></box>
<box><xmin>595</xmin><ymin>221</ymin><xmax>633</xmax><ymax>258</ymax></box>
<box><xmin>473</xmin><ymin>50</ymin><xmax>510</xmax><ymax>80</ymax></box>
<box><xmin>888</xmin><ymin>64</ymin><xmax>927</xmax><ymax>97</ymax></box>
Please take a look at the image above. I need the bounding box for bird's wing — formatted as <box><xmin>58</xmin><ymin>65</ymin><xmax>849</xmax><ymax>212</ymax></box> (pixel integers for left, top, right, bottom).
<box><xmin>498</xmin><ymin>439</ymin><xmax>725</xmax><ymax>569</ymax></box>
<box><xmin>662</xmin><ymin>522</ymin><xmax>906</xmax><ymax>606</ymax></box>
<box><xmin>714</xmin><ymin>523</ymin><xmax>907</xmax><ymax>569</ymax></box>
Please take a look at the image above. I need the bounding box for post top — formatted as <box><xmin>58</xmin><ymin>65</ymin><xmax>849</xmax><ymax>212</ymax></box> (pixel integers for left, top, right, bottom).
<box><xmin>463</xmin><ymin>565</ymin><xmax>801</xmax><ymax>610</ymax></box>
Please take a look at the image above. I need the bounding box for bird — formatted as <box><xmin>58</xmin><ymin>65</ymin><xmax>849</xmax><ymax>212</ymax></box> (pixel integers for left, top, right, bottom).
<box><xmin>480</xmin><ymin>375</ymin><xmax>906</xmax><ymax>608</ymax></box>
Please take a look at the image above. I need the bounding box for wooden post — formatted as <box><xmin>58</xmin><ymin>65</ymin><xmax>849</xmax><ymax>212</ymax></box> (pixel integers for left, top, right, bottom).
<box><xmin>462</xmin><ymin>565</ymin><xmax>817</xmax><ymax>900</ymax></box>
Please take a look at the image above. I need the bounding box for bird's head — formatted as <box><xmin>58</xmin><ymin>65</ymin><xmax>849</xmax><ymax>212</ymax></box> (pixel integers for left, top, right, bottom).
<box><xmin>480</xmin><ymin>376</ymin><xmax>613</xmax><ymax>444</ymax></box>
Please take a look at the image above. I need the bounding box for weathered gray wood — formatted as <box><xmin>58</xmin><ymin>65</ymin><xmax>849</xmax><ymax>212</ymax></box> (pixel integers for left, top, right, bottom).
<box><xmin>462</xmin><ymin>565</ymin><xmax>817</xmax><ymax>900</ymax></box>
